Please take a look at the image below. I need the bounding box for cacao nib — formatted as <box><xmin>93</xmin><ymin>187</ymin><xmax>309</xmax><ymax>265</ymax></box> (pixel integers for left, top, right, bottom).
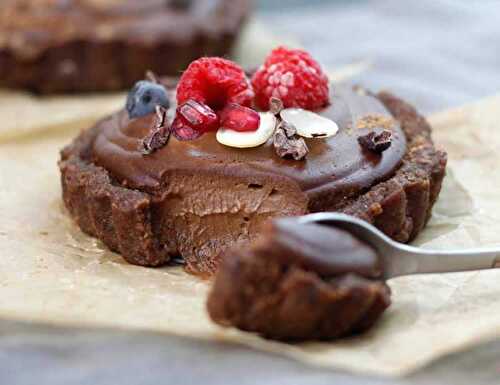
<box><xmin>269</xmin><ymin>97</ymin><xmax>284</xmax><ymax>115</ymax></box>
<box><xmin>273</xmin><ymin>121</ymin><xmax>309</xmax><ymax>161</ymax></box>
<box><xmin>145</xmin><ymin>70</ymin><xmax>159</xmax><ymax>84</ymax></box>
<box><xmin>141</xmin><ymin>106</ymin><xmax>171</xmax><ymax>154</ymax></box>
<box><xmin>358</xmin><ymin>130</ymin><xmax>392</xmax><ymax>153</ymax></box>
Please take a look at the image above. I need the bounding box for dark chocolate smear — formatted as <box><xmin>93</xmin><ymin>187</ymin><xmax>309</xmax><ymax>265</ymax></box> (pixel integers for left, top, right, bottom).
<box><xmin>253</xmin><ymin>218</ymin><xmax>382</xmax><ymax>279</ymax></box>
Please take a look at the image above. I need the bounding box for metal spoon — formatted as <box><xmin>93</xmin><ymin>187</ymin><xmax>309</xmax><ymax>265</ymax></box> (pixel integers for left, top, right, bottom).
<box><xmin>296</xmin><ymin>212</ymin><xmax>500</xmax><ymax>280</ymax></box>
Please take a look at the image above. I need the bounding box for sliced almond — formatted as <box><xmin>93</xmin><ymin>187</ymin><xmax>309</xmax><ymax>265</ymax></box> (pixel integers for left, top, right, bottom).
<box><xmin>280</xmin><ymin>108</ymin><xmax>339</xmax><ymax>139</ymax></box>
<box><xmin>216</xmin><ymin>112</ymin><xmax>277</xmax><ymax>148</ymax></box>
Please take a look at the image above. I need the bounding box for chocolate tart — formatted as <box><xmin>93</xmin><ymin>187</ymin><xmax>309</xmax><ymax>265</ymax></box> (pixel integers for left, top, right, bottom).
<box><xmin>0</xmin><ymin>0</ymin><xmax>251</xmax><ymax>94</ymax></box>
<box><xmin>59</xmin><ymin>84</ymin><xmax>447</xmax><ymax>276</ymax></box>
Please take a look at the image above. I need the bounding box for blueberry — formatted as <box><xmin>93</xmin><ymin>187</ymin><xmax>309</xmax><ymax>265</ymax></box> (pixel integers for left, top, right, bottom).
<box><xmin>126</xmin><ymin>81</ymin><xmax>170</xmax><ymax>119</ymax></box>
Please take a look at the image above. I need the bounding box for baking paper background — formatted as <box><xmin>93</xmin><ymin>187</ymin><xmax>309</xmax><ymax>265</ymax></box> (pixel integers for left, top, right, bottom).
<box><xmin>1</xmin><ymin>22</ymin><xmax>500</xmax><ymax>378</ymax></box>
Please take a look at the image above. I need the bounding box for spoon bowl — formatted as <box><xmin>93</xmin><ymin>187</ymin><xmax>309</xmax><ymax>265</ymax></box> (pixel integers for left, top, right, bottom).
<box><xmin>295</xmin><ymin>212</ymin><xmax>500</xmax><ymax>279</ymax></box>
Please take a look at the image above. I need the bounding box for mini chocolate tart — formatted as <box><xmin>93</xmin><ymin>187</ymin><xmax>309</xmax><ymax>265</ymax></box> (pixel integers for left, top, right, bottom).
<box><xmin>0</xmin><ymin>0</ymin><xmax>251</xmax><ymax>93</ymax></box>
<box><xmin>59</xmin><ymin>83</ymin><xmax>446</xmax><ymax>275</ymax></box>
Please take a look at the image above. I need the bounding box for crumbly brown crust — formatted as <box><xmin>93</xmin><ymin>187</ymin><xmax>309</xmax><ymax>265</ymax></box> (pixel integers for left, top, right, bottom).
<box><xmin>58</xmin><ymin>92</ymin><xmax>447</xmax><ymax>270</ymax></box>
<box><xmin>206</xmin><ymin>247</ymin><xmax>391</xmax><ymax>341</ymax></box>
<box><xmin>339</xmin><ymin>92</ymin><xmax>447</xmax><ymax>242</ymax></box>
<box><xmin>0</xmin><ymin>0</ymin><xmax>251</xmax><ymax>94</ymax></box>
<box><xmin>60</xmin><ymin>122</ymin><xmax>169</xmax><ymax>266</ymax></box>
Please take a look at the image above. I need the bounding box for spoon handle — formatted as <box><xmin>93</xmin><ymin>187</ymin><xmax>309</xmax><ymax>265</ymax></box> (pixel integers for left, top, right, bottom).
<box><xmin>295</xmin><ymin>212</ymin><xmax>500</xmax><ymax>280</ymax></box>
<box><xmin>389</xmin><ymin>245</ymin><xmax>500</xmax><ymax>279</ymax></box>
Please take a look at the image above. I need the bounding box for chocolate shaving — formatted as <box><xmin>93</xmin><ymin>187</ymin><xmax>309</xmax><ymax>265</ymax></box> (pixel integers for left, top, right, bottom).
<box><xmin>147</xmin><ymin>70</ymin><xmax>179</xmax><ymax>90</ymax></box>
<box><xmin>160</xmin><ymin>76</ymin><xmax>180</xmax><ymax>90</ymax></box>
<box><xmin>358</xmin><ymin>130</ymin><xmax>392</xmax><ymax>153</ymax></box>
<box><xmin>273</xmin><ymin>120</ymin><xmax>309</xmax><ymax>161</ymax></box>
<box><xmin>145</xmin><ymin>70</ymin><xmax>159</xmax><ymax>84</ymax></box>
<box><xmin>269</xmin><ymin>97</ymin><xmax>284</xmax><ymax>115</ymax></box>
<box><xmin>280</xmin><ymin>119</ymin><xmax>297</xmax><ymax>137</ymax></box>
<box><xmin>140</xmin><ymin>106</ymin><xmax>171</xmax><ymax>154</ymax></box>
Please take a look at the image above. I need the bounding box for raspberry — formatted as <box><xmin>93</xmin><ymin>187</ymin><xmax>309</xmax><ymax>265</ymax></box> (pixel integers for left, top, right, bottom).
<box><xmin>251</xmin><ymin>47</ymin><xmax>330</xmax><ymax>111</ymax></box>
<box><xmin>171</xmin><ymin>99</ymin><xmax>219</xmax><ymax>141</ymax></box>
<box><xmin>220</xmin><ymin>104</ymin><xmax>260</xmax><ymax>132</ymax></box>
<box><xmin>177</xmin><ymin>57</ymin><xmax>254</xmax><ymax>111</ymax></box>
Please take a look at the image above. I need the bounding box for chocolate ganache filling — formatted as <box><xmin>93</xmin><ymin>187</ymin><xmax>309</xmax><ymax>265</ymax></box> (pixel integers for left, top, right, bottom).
<box><xmin>93</xmin><ymin>86</ymin><xmax>406</xmax><ymax>201</ymax></box>
<box><xmin>91</xmin><ymin>85</ymin><xmax>406</xmax><ymax>274</ymax></box>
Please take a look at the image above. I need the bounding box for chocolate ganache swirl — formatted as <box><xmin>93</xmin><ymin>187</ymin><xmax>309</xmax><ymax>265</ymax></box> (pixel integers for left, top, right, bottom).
<box><xmin>92</xmin><ymin>85</ymin><xmax>406</xmax><ymax>210</ymax></box>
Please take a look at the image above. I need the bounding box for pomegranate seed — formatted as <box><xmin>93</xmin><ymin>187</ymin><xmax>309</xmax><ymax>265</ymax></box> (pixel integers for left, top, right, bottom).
<box><xmin>177</xmin><ymin>99</ymin><xmax>219</xmax><ymax>133</ymax></box>
<box><xmin>220</xmin><ymin>103</ymin><xmax>261</xmax><ymax>132</ymax></box>
<box><xmin>171</xmin><ymin>116</ymin><xmax>203</xmax><ymax>141</ymax></box>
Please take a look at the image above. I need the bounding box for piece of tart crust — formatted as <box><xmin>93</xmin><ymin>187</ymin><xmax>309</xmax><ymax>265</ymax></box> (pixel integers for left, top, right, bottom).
<box><xmin>207</xmin><ymin>252</ymin><xmax>391</xmax><ymax>341</ymax></box>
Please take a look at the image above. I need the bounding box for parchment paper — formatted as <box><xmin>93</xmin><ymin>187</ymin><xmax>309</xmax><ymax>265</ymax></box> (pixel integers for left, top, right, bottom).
<box><xmin>1</xmin><ymin>23</ymin><xmax>500</xmax><ymax>378</ymax></box>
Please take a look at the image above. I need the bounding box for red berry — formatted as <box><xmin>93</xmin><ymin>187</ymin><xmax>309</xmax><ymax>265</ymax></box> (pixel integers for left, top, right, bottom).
<box><xmin>251</xmin><ymin>46</ymin><xmax>330</xmax><ymax>111</ymax></box>
<box><xmin>177</xmin><ymin>99</ymin><xmax>219</xmax><ymax>132</ymax></box>
<box><xmin>171</xmin><ymin>99</ymin><xmax>219</xmax><ymax>141</ymax></box>
<box><xmin>171</xmin><ymin>117</ymin><xmax>203</xmax><ymax>141</ymax></box>
<box><xmin>220</xmin><ymin>104</ymin><xmax>261</xmax><ymax>132</ymax></box>
<box><xmin>177</xmin><ymin>57</ymin><xmax>254</xmax><ymax>111</ymax></box>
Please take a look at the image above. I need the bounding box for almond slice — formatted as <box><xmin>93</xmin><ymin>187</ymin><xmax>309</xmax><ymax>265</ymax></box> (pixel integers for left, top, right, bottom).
<box><xmin>216</xmin><ymin>112</ymin><xmax>277</xmax><ymax>148</ymax></box>
<box><xmin>280</xmin><ymin>108</ymin><xmax>339</xmax><ymax>139</ymax></box>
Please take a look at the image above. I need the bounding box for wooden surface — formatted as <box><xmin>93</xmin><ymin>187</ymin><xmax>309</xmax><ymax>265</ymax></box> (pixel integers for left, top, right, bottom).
<box><xmin>3</xmin><ymin>1</ymin><xmax>500</xmax><ymax>384</ymax></box>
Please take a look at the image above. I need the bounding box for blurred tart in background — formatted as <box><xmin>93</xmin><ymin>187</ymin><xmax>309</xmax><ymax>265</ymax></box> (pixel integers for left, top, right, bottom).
<box><xmin>0</xmin><ymin>0</ymin><xmax>251</xmax><ymax>93</ymax></box>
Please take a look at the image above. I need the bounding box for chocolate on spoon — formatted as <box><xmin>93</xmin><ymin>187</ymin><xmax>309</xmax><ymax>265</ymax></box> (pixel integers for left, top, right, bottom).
<box><xmin>206</xmin><ymin>219</ymin><xmax>391</xmax><ymax>341</ymax></box>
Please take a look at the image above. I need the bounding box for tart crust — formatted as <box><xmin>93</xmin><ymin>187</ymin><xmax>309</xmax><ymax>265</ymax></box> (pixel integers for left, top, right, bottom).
<box><xmin>207</xmin><ymin>252</ymin><xmax>391</xmax><ymax>341</ymax></box>
<box><xmin>59</xmin><ymin>91</ymin><xmax>447</xmax><ymax>271</ymax></box>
